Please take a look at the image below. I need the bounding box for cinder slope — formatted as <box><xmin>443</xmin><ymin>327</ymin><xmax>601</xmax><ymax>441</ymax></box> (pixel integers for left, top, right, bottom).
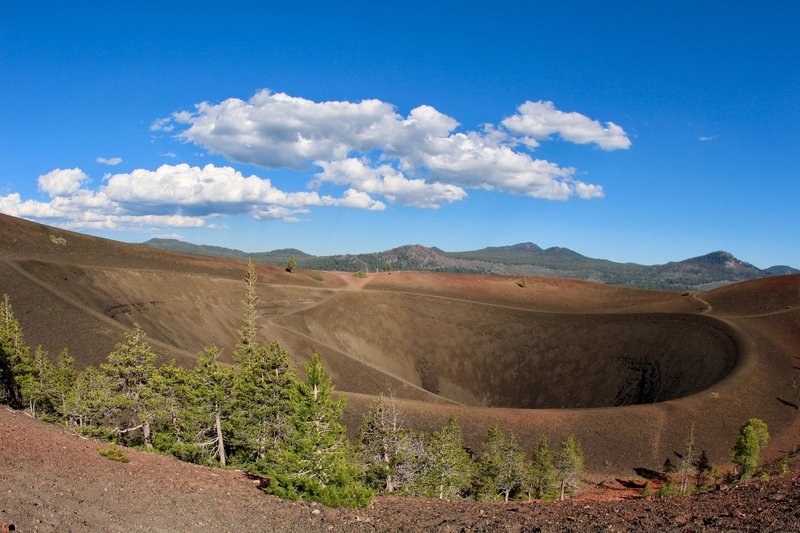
<box><xmin>0</xmin><ymin>213</ymin><xmax>797</xmax><ymax>476</ymax></box>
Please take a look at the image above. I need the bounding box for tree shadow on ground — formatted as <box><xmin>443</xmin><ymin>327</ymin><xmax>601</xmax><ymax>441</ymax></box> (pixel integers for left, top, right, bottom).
<box><xmin>634</xmin><ymin>467</ymin><xmax>667</xmax><ymax>482</ymax></box>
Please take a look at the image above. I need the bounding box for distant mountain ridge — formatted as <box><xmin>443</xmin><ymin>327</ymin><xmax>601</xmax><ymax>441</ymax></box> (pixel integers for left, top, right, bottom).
<box><xmin>143</xmin><ymin>238</ymin><xmax>794</xmax><ymax>291</ymax></box>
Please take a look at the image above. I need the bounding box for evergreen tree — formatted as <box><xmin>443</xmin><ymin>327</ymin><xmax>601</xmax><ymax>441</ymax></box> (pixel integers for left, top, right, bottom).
<box><xmin>420</xmin><ymin>417</ymin><xmax>475</xmax><ymax>500</ymax></box>
<box><xmin>229</xmin><ymin>340</ymin><xmax>298</xmax><ymax>466</ymax></box>
<box><xmin>49</xmin><ymin>349</ymin><xmax>77</xmax><ymax>420</ymax></box>
<box><xmin>555</xmin><ymin>435</ymin><xmax>584</xmax><ymax>500</ymax></box>
<box><xmin>358</xmin><ymin>392</ymin><xmax>424</xmax><ymax>493</ymax></box>
<box><xmin>17</xmin><ymin>345</ymin><xmax>54</xmax><ymax>418</ymax></box>
<box><xmin>234</xmin><ymin>260</ymin><xmax>260</xmax><ymax>366</ymax></box>
<box><xmin>281</xmin><ymin>353</ymin><xmax>372</xmax><ymax>507</ymax></box>
<box><xmin>677</xmin><ymin>424</ymin><xmax>696</xmax><ymax>494</ymax></box>
<box><xmin>0</xmin><ymin>294</ymin><xmax>30</xmax><ymax>406</ymax></box>
<box><xmin>188</xmin><ymin>346</ymin><xmax>233</xmax><ymax>466</ymax></box>
<box><xmin>287</xmin><ymin>256</ymin><xmax>297</xmax><ymax>273</ymax></box>
<box><xmin>477</xmin><ymin>425</ymin><xmax>526</xmax><ymax>502</ymax></box>
<box><xmin>149</xmin><ymin>359</ymin><xmax>194</xmax><ymax>457</ymax></box>
<box><xmin>731</xmin><ymin>418</ymin><xmax>769</xmax><ymax>480</ymax></box>
<box><xmin>527</xmin><ymin>436</ymin><xmax>557</xmax><ymax>500</ymax></box>
<box><xmin>101</xmin><ymin>324</ymin><xmax>158</xmax><ymax>448</ymax></box>
<box><xmin>65</xmin><ymin>365</ymin><xmax>119</xmax><ymax>435</ymax></box>
<box><xmin>695</xmin><ymin>449</ymin><xmax>712</xmax><ymax>487</ymax></box>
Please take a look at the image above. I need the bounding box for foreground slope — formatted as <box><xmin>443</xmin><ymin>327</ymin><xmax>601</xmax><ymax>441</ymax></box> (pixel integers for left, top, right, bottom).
<box><xmin>2</xmin><ymin>407</ymin><xmax>799</xmax><ymax>532</ymax></box>
<box><xmin>0</xmin><ymin>213</ymin><xmax>798</xmax><ymax>475</ymax></box>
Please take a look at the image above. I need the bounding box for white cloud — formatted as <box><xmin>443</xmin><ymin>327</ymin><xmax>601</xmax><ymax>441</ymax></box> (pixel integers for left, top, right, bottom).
<box><xmin>160</xmin><ymin>152</ymin><xmax>177</xmax><ymax>158</ymax></box>
<box><xmin>698</xmin><ymin>135</ymin><xmax>716</xmax><ymax>142</ymax></box>
<box><xmin>0</xmin><ymin>163</ymin><xmax>385</xmax><ymax>230</ymax></box>
<box><xmin>38</xmin><ymin>168</ymin><xmax>89</xmax><ymax>197</ymax></box>
<box><xmin>96</xmin><ymin>156</ymin><xmax>123</xmax><ymax>166</ymax></box>
<box><xmin>150</xmin><ymin>117</ymin><xmax>174</xmax><ymax>132</ymax></box>
<box><xmin>501</xmin><ymin>101</ymin><xmax>631</xmax><ymax>151</ymax></box>
<box><xmin>162</xmin><ymin>89</ymin><xmax>624</xmax><ymax>204</ymax></box>
<box><xmin>313</xmin><ymin>158</ymin><xmax>466</xmax><ymax>208</ymax></box>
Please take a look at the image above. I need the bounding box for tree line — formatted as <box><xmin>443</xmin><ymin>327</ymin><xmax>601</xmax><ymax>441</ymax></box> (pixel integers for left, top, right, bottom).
<box><xmin>0</xmin><ymin>261</ymin><xmax>774</xmax><ymax>507</ymax></box>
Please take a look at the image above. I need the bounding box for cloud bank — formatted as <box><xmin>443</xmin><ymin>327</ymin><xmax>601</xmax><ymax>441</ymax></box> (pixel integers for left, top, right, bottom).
<box><xmin>0</xmin><ymin>164</ymin><xmax>384</xmax><ymax>231</ymax></box>
<box><xmin>1</xmin><ymin>90</ymin><xmax>630</xmax><ymax>231</ymax></box>
<box><xmin>167</xmin><ymin>90</ymin><xmax>628</xmax><ymax>205</ymax></box>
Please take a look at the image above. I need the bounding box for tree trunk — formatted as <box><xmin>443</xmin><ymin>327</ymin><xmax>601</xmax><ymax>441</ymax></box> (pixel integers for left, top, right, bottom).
<box><xmin>504</xmin><ymin>489</ymin><xmax>509</xmax><ymax>503</ymax></box>
<box><xmin>560</xmin><ymin>479</ymin><xmax>565</xmax><ymax>501</ymax></box>
<box><xmin>215</xmin><ymin>409</ymin><xmax>227</xmax><ymax>467</ymax></box>
<box><xmin>143</xmin><ymin>419</ymin><xmax>153</xmax><ymax>449</ymax></box>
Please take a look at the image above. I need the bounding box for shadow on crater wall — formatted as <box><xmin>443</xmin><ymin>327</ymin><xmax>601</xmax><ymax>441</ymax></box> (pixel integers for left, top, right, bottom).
<box><xmin>276</xmin><ymin>292</ymin><xmax>739</xmax><ymax>408</ymax></box>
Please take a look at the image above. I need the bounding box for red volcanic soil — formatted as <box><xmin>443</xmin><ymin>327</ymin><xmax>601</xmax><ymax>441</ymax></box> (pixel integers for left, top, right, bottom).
<box><xmin>2</xmin><ymin>407</ymin><xmax>800</xmax><ymax>532</ymax></box>
<box><xmin>1</xmin><ymin>213</ymin><xmax>800</xmax><ymax>529</ymax></box>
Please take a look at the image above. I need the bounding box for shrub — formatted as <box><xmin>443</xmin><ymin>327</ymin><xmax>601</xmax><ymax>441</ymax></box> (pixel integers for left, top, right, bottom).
<box><xmin>98</xmin><ymin>443</ymin><xmax>129</xmax><ymax>463</ymax></box>
<box><xmin>49</xmin><ymin>234</ymin><xmax>67</xmax><ymax>246</ymax></box>
<box><xmin>517</xmin><ymin>277</ymin><xmax>528</xmax><ymax>288</ymax></box>
<box><xmin>308</xmin><ymin>270</ymin><xmax>324</xmax><ymax>282</ymax></box>
<box><xmin>353</xmin><ymin>271</ymin><xmax>367</xmax><ymax>279</ymax></box>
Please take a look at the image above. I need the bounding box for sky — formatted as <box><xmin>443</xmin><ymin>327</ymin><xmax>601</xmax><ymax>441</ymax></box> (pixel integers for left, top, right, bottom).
<box><xmin>1</xmin><ymin>2</ymin><xmax>798</xmax><ymax>268</ymax></box>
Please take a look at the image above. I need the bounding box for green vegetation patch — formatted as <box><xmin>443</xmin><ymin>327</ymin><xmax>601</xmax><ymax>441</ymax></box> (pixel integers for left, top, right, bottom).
<box><xmin>49</xmin><ymin>234</ymin><xmax>67</xmax><ymax>246</ymax></box>
<box><xmin>98</xmin><ymin>443</ymin><xmax>130</xmax><ymax>463</ymax></box>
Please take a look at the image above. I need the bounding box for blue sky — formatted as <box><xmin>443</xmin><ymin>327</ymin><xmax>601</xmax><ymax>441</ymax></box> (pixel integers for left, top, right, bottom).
<box><xmin>1</xmin><ymin>2</ymin><xmax>798</xmax><ymax>268</ymax></box>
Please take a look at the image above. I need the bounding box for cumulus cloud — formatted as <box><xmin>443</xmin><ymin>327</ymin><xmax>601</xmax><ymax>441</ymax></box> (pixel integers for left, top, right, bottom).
<box><xmin>96</xmin><ymin>156</ymin><xmax>123</xmax><ymax>166</ymax></box>
<box><xmin>162</xmin><ymin>89</ymin><xmax>626</xmax><ymax>205</ymax></box>
<box><xmin>0</xmin><ymin>163</ymin><xmax>384</xmax><ymax>231</ymax></box>
<box><xmin>38</xmin><ymin>168</ymin><xmax>89</xmax><ymax>197</ymax></box>
<box><xmin>501</xmin><ymin>101</ymin><xmax>631</xmax><ymax>150</ymax></box>
<box><xmin>313</xmin><ymin>158</ymin><xmax>466</xmax><ymax>208</ymax></box>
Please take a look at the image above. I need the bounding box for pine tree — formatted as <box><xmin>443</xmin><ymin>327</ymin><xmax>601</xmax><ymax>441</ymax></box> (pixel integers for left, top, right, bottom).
<box><xmin>731</xmin><ymin>418</ymin><xmax>769</xmax><ymax>480</ymax></box>
<box><xmin>229</xmin><ymin>340</ymin><xmax>298</xmax><ymax>466</ymax></box>
<box><xmin>0</xmin><ymin>294</ymin><xmax>30</xmax><ymax>406</ymax></box>
<box><xmin>148</xmin><ymin>359</ymin><xmax>194</xmax><ymax>456</ymax></box>
<box><xmin>49</xmin><ymin>349</ymin><xmax>77</xmax><ymax>420</ymax></box>
<box><xmin>287</xmin><ymin>256</ymin><xmax>297</xmax><ymax>273</ymax></box>
<box><xmin>283</xmin><ymin>353</ymin><xmax>372</xmax><ymax>507</ymax></box>
<box><xmin>358</xmin><ymin>391</ymin><xmax>424</xmax><ymax>493</ymax></box>
<box><xmin>555</xmin><ymin>435</ymin><xmax>584</xmax><ymax>500</ymax></box>
<box><xmin>420</xmin><ymin>417</ymin><xmax>475</xmax><ymax>500</ymax></box>
<box><xmin>678</xmin><ymin>424</ymin><xmax>696</xmax><ymax>494</ymax></box>
<box><xmin>101</xmin><ymin>324</ymin><xmax>158</xmax><ymax>448</ymax></box>
<box><xmin>695</xmin><ymin>449</ymin><xmax>712</xmax><ymax>487</ymax></box>
<box><xmin>65</xmin><ymin>365</ymin><xmax>119</xmax><ymax>434</ymax></box>
<box><xmin>527</xmin><ymin>436</ymin><xmax>557</xmax><ymax>500</ymax></box>
<box><xmin>188</xmin><ymin>345</ymin><xmax>233</xmax><ymax>466</ymax></box>
<box><xmin>478</xmin><ymin>425</ymin><xmax>526</xmax><ymax>502</ymax></box>
<box><xmin>234</xmin><ymin>260</ymin><xmax>260</xmax><ymax>366</ymax></box>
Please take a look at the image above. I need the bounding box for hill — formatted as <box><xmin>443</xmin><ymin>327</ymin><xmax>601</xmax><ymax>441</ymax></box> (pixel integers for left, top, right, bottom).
<box><xmin>143</xmin><ymin>238</ymin><xmax>788</xmax><ymax>291</ymax></box>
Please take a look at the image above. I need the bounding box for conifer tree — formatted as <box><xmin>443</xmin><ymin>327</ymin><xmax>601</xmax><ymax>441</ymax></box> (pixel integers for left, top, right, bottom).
<box><xmin>188</xmin><ymin>346</ymin><xmax>233</xmax><ymax>466</ymax></box>
<box><xmin>229</xmin><ymin>340</ymin><xmax>298</xmax><ymax>466</ymax></box>
<box><xmin>17</xmin><ymin>345</ymin><xmax>55</xmax><ymax>418</ymax></box>
<box><xmin>148</xmin><ymin>359</ymin><xmax>194</xmax><ymax>456</ymax></box>
<box><xmin>0</xmin><ymin>294</ymin><xmax>30</xmax><ymax>406</ymax></box>
<box><xmin>234</xmin><ymin>260</ymin><xmax>260</xmax><ymax>366</ymax></box>
<box><xmin>731</xmin><ymin>418</ymin><xmax>769</xmax><ymax>480</ymax></box>
<box><xmin>49</xmin><ymin>348</ymin><xmax>77</xmax><ymax>420</ymax></box>
<box><xmin>678</xmin><ymin>424</ymin><xmax>696</xmax><ymax>494</ymax></box>
<box><xmin>281</xmin><ymin>353</ymin><xmax>372</xmax><ymax>507</ymax></box>
<box><xmin>527</xmin><ymin>436</ymin><xmax>557</xmax><ymax>500</ymax></box>
<box><xmin>695</xmin><ymin>449</ymin><xmax>712</xmax><ymax>487</ymax></box>
<box><xmin>65</xmin><ymin>365</ymin><xmax>119</xmax><ymax>434</ymax></box>
<box><xmin>101</xmin><ymin>324</ymin><xmax>158</xmax><ymax>448</ymax></box>
<box><xmin>555</xmin><ymin>435</ymin><xmax>584</xmax><ymax>500</ymax></box>
<box><xmin>477</xmin><ymin>425</ymin><xmax>526</xmax><ymax>502</ymax></box>
<box><xmin>420</xmin><ymin>417</ymin><xmax>475</xmax><ymax>500</ymax></box>
<box><xmin>358</xmin><ymin>392</ymin><xmax>424</xmax><ymax>493</ymax></box>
